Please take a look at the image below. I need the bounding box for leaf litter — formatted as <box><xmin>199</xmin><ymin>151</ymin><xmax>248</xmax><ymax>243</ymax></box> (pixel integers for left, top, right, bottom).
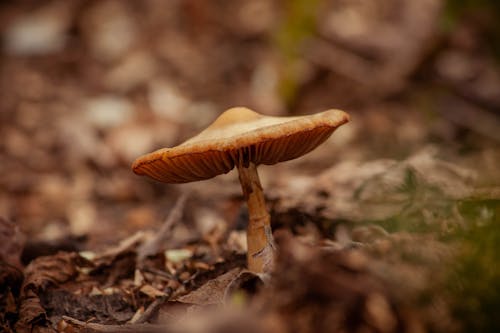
<box><xmin>4</xmin><ymin>145</ymin><xmax>492</xmax><ymax>333</ymax></box>
<box><xmin>0</xmin><ymin>1</ymin><xmax>499</xmax><ymax>333</ymax></box>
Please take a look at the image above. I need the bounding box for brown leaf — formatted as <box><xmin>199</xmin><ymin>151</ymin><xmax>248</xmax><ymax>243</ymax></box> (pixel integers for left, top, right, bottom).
<box><xmin>21</xmin><ymin>252</ymin><xmax>81</xmax><ymax>293</ymax></box>
<box><xmin>140</xmin><ymin>285</ymin><xmax>167</xmax><ymax>299</ymax></box>
<box><xmin>0</xmin><ymin>262</ymin><xmax>23</xmax><ymax>333</ymax></box>
<box><xmin>177</xmin><ymin>268</ymin><xmax>242</xmax><ymax>306</ymax></box>
<box><xmin>0</xmin><ymin>261</ymin><xmax>23</xmax><ymax>295</ymax></box>
<box><xmin>0</xmin><ymin>217</ymin><xmax>26</xmax><ymax>269</ymax></box>
<box><xmin>42</xmin><ymin>290</ymin><xmax>136</xmax><ymax>324</ymax></box>
<box><xmin>16</xmin><ymin>252</ymin><xmax>82</xmax><ymax>333</ymax></box>
<box><xmin>224</xmin><ymin>270</ymin><xmax>264</xmax><ymax>304</ymax></box>
<box><xmin>16</xmin><ymin>289</ymin><xmax>52</xmax><ymax>333</ymax></box>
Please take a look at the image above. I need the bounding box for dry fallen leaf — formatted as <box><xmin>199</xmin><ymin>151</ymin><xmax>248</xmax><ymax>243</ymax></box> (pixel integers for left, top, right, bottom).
<box><xmin>16</xmin><ymin>252</ymin><xmax>82</xmax><ymax>333</ymax></box>
<box><xmin>140</xmin><ymin>284</ymin><xmax>167</xmax><ymax>299</ymax></box>
<box><xmin>177</xmin><ymin>268</ymin><xmax>242</xmax><ymax>306</ymax></box>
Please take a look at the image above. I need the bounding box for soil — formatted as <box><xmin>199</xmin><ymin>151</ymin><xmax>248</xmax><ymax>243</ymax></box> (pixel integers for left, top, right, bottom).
<box><xmin>1</xmin><ymin>1</ymin><xmax>499</xmax><ymax>333</ymax></box>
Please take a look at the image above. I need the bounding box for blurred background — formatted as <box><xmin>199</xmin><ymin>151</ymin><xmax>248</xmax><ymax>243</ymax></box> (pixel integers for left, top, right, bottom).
<box><xmin>2</xmin><ymin>1</ymin><xmax>500</xmax><ymax>332</ymax></box>
<box><xmin>0</xmin><ymin>0</ymin><xmax>499</xmax><ymax>250</ymax></box>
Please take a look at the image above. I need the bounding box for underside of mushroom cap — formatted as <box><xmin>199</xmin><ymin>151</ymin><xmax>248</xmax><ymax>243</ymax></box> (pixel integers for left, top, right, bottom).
<box><xmin>132</xmin><ymin>107</ymin><xmax>350</xmax><ymax>183</ymax></box>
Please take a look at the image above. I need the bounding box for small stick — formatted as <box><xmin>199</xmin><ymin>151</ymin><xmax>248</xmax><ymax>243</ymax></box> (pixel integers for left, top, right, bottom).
<box><xmin>137</xmin><ymin>194</ymin><xmax>187</xmax><ymax>261</ymax></box>
<box><xmin>62</xmin><ymin>316</ymin><xmax>171</xmax><ymax>333</ymax></box>
<box><xmin>132</xmin><ymin>287</ymin><xmax>173</xmax><ymax>324</ymax></box>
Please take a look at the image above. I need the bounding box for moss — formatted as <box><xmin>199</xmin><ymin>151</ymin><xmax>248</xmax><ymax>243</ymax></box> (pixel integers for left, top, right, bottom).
<box><xmin>365</xmin><ymin>169</ymin><xmax>458</xmax><ymax>234</ymax></box>
<box><xmin>445</xmin><ymin>199</ymin><xmax>500</xmax><ymax>333</ymax></box>
<box><xmin>366</xmin><ymin>192</ymin><xmax>499</xmax><ymax>331</ymax></box>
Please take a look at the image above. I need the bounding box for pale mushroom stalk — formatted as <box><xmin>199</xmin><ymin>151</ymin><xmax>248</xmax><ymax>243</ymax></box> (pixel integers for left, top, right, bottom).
<box><xmin>236</xmin><ymin>162</ymin><xmax>274</xmax><ymax>273</ymax></box>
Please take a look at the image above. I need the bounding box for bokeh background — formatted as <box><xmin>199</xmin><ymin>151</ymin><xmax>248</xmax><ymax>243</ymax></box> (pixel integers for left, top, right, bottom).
<box><xmin>1</xmin><ymin>1</ymin><xmax>500</xmax><ymax>332</ymax></box>
<box><xmin>1</xmin><ymin>0</ymin><xmax>499</xmax><ymax>260</ymax></box>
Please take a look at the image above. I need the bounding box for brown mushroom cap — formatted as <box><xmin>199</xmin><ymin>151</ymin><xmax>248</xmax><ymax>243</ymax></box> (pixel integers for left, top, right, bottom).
<box><xmin>132</xmin><ymin>107</ymin><xmax>349</xmax><ymax>183</ymax></box>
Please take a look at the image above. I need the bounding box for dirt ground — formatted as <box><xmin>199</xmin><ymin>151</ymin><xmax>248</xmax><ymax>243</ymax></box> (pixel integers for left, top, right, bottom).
<box><xmin>1</xmin><ymin>1</ymin><xmax>499</xmax><ymax>333</ymax></box>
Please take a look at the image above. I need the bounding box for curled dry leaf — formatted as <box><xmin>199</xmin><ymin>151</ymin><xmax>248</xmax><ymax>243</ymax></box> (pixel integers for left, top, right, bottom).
<box><xmin>15</xmin><ymin>252</ymin><xmax>82</xmax><ymax>333</ymax></box>
<box><xmin>42</xmin><ymin>290</ymin><xmax>136</xmax><ymax>325</ymax></box>
<box><xmin>0</xmin><ymin>261</ymin><xmax>23</xmax><ymax>333</ymax></box>
<box><xmin>21</xmin><ymin>252</ymin><xmax>81</xmax><ymax>295</ymax></box>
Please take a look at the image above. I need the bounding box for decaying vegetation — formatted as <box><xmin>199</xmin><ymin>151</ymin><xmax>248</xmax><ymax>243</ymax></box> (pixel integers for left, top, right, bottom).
<box><xmin>0</xmin><ymin>1</ymin><xmax>499</xmax><ymax>333</ymax></box>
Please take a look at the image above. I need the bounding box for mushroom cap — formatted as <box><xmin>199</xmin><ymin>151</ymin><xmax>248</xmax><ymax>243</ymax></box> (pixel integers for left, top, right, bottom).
<box><xmin>132</xmin><ymin>107</ymin><xmax>350</xmax><ymax>183</ymax></box>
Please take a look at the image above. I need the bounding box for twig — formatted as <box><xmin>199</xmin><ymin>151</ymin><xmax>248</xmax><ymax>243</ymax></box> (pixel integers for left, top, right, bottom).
<box><xmin>132</xmin><ymin>287</ymin><xmax>173</xmax><ymax>324</ymax></box>
<box><xmin>62</xmin><ymin>316</ymin><xmax>171</xmax><ymax>333</ymax></box>
<box><xmin>96</xmin><ymin>231</ymin><xmax>148</xmax><ymax>261</ymax></box>
<box><xmin>137</xmin><ymin>194</ymin><xmax>188</xmax><ymax>261</ymax></box>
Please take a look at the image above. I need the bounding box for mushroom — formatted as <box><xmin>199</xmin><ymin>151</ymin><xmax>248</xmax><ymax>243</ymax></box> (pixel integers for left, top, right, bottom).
<box><xmin>132</xmin><ymin>107</ymin><xmax>349</xmax><ymax>273</ymax></box>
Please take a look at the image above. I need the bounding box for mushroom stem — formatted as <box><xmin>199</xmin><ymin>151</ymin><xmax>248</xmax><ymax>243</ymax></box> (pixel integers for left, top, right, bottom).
<box><xmin>237</xmin><ymin>162</ymin><xmax>275</xmax><ymax>273</ymax></box>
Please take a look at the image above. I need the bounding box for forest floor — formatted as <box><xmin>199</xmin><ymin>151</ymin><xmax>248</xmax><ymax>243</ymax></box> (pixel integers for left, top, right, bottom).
<box><xmin>1</xmin><ymin>1</ymin><xmax>499</xmax><ymax>333</ymax></box>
